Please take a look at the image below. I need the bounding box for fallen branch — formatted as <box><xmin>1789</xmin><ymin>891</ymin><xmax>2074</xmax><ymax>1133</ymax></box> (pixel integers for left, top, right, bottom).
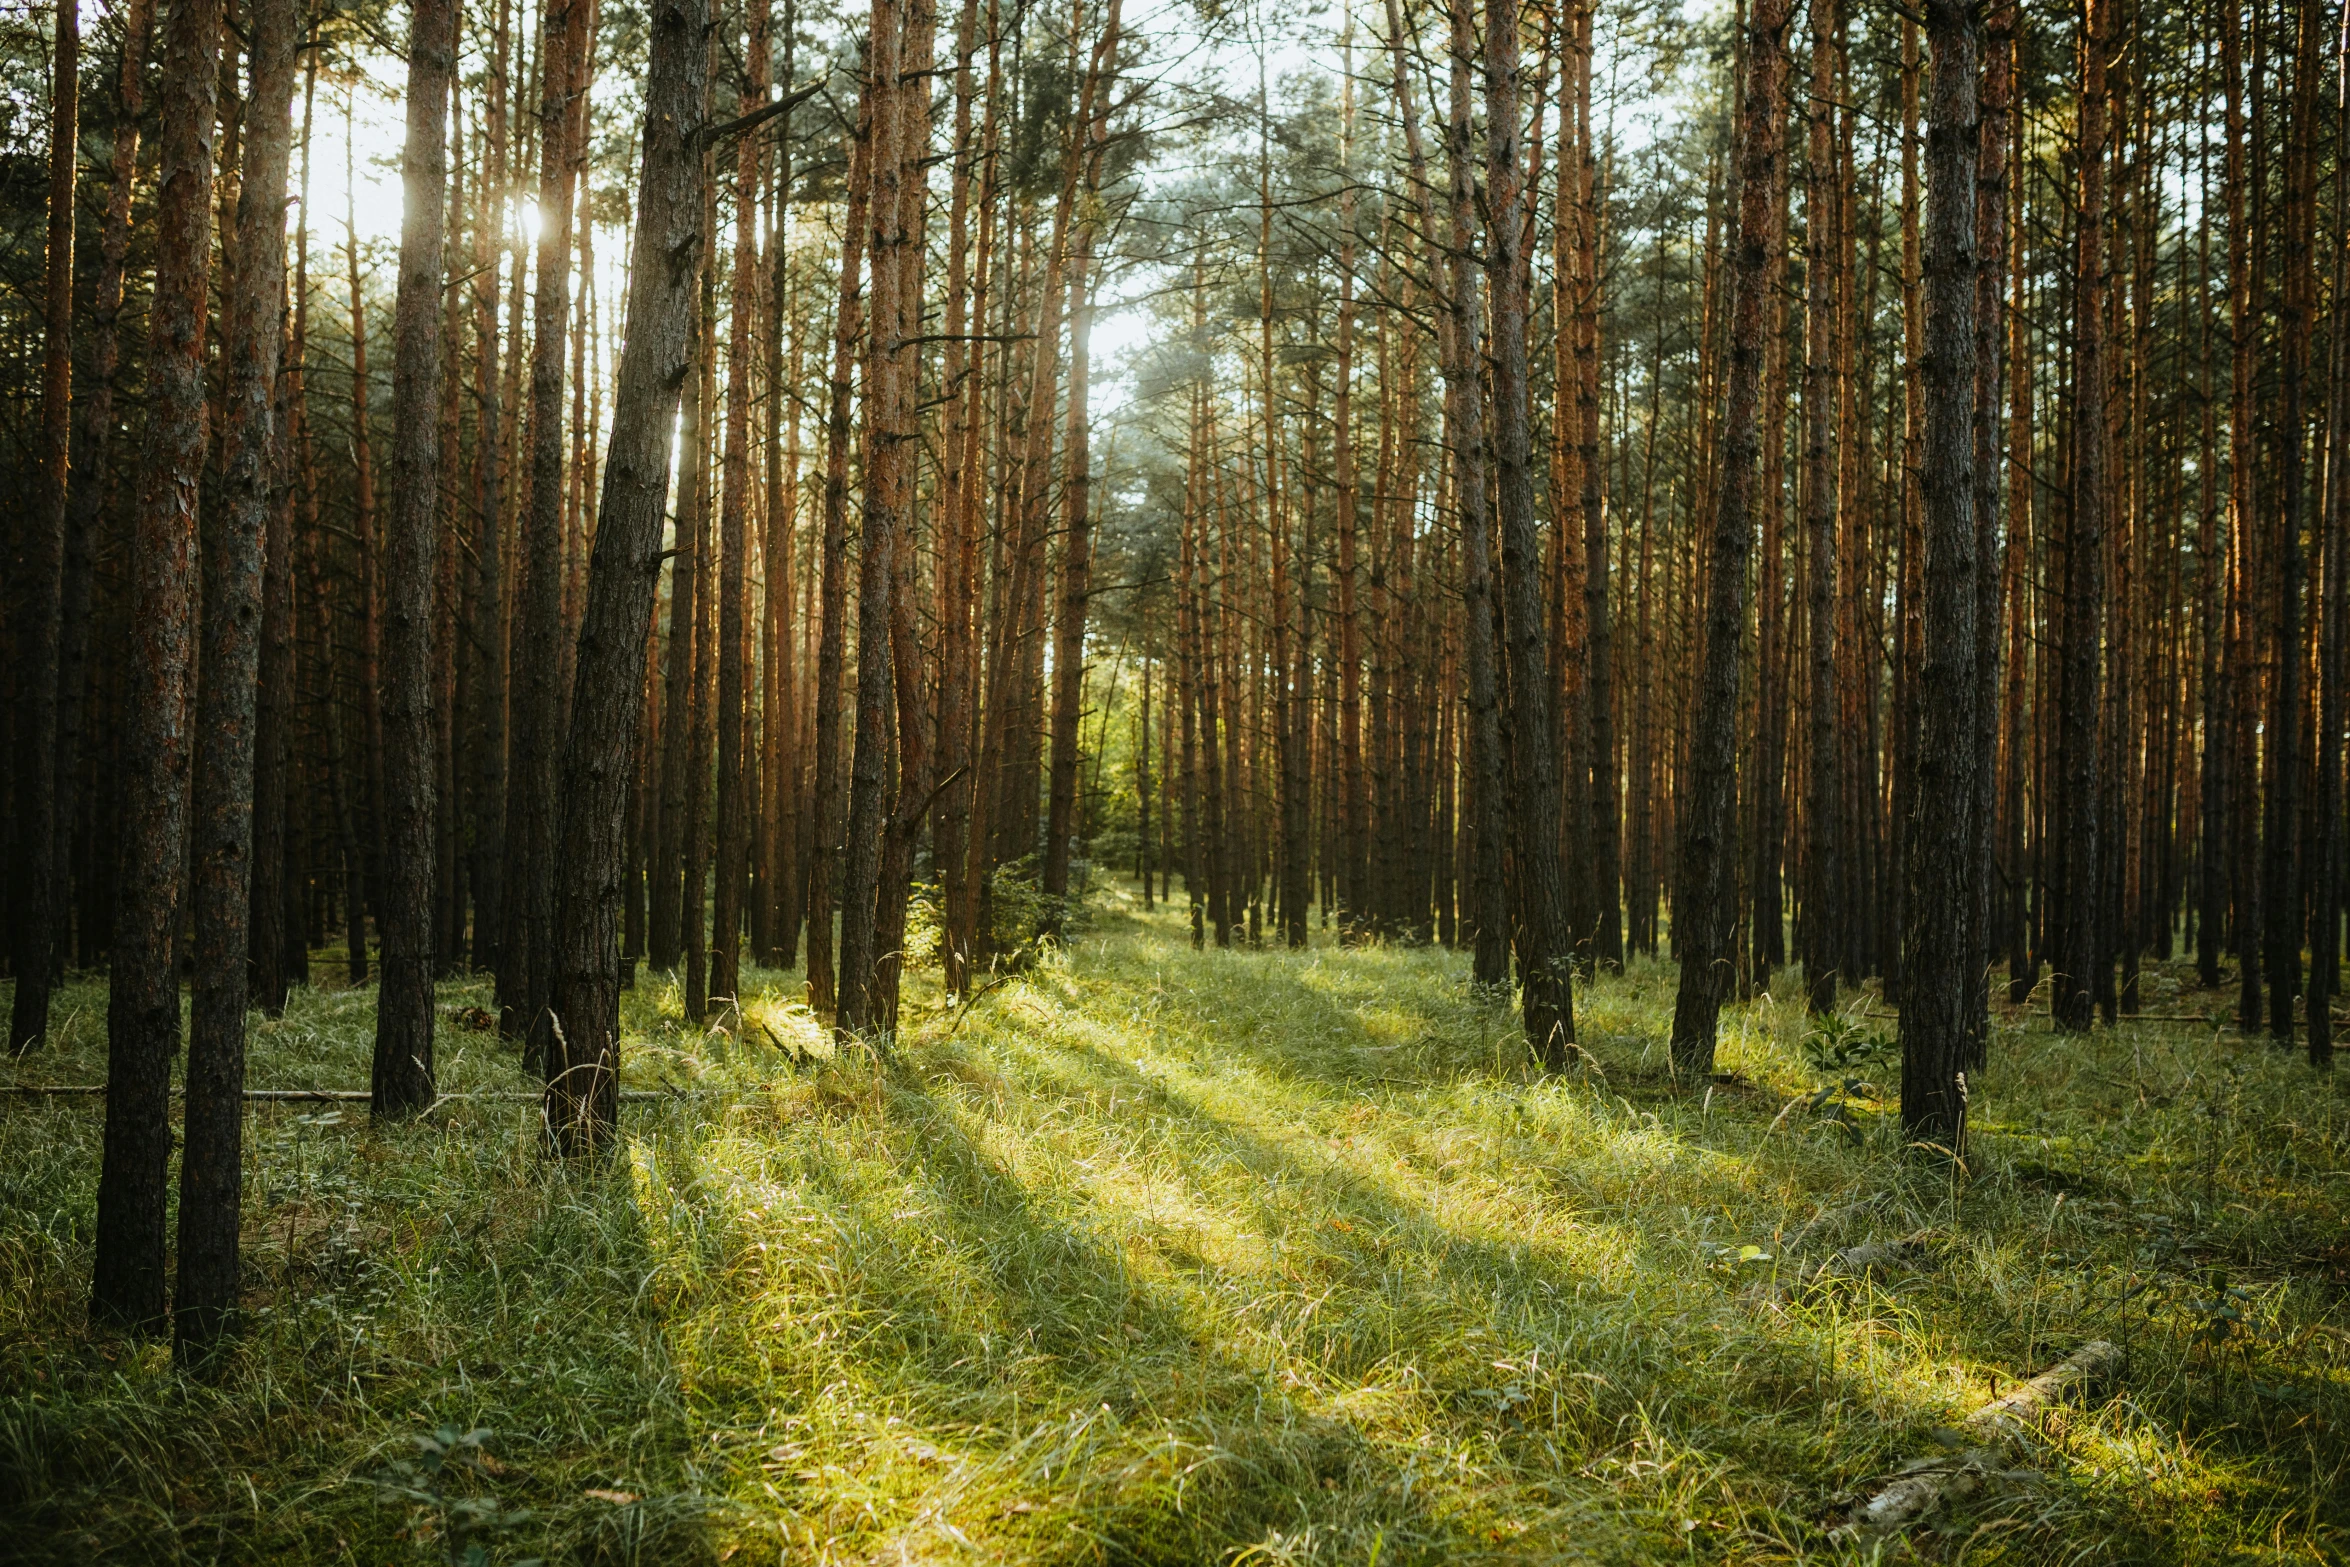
<box><xmin>3</xmin><ymin>1085</ymin><xmax>712</xmax><ymax>1104</ymax></box>
<box><xmin>1832</xmin><ymin>1340</ymin><xmax>2123</xmax><ymax>1542</ymax></box>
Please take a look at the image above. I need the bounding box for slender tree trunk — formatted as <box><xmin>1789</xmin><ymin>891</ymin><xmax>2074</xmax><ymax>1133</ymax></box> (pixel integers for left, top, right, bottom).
<box><xmin>501</xmin><ymin>0</ymin><xmax>589</xmax><ymax>1052</ymax></box>
<box><xmin>1575</xmin><ymin>0</ymin><xmax>1618</xmax><ymax>971</ymax></box>
<box><xmin>9</xmin><ymin>0</ymin><xmax>78</xmax><ymax>1052</ymax></box>
<box><xmin>2311</xmin><ymin>60</ymin><xmax>2349</xmax><ymax>1071</ymax></box>
<box><xmin>544</xmin><ymin>0</ymin><xmax>709</xmax><ymax>1154</ymax></box>
<box><xmin>55</xmin><ymin>0</ymin><xmax>158</xmax><ymax>983</ymax></box>
<box><xmin>1335</xmin><ymin>18</ymin><xmax>1365</xmax><ymax>940</ymax></box>
<box><xmin>91</xmin><ymin>0</ymin><xmax>227</xmax><ymax>1333</ymax></box>
<box><xmin>712</xmin><ymin>0</ymin><xmax>771</xmax><ymax>1009</ymax></box>
<box><xmin>249</xmin><ymin>62</ymin><xmax>309</xmax><ymax>1018</ymax></box>
<box><xmin>1898</xmin><ymin>0</ymin><xmax>1978</xmax><ymax>1158</ymax></box>
<box><xmin>469</xmin><ymin>0</ymin><xmax>511</xmax><ymax>975</ymax></box>
<box><xmin>2052</xmin><ymin>0</ymin><xmax>2110</xmax><ymax>1034</ymax></box>
<box><xmin>345</xmin><ymin>113</ymin><xmax>385</xmax><ymax>981</ymax></box>
<box><xmin>834</xmin><ymin>0</ymin><xmax>910</xmax><ymax>1038</ymax></box>
<box><xmin>1437</xmin><ymin>0</ymin><xmax>1507</xmax><ymax>987</ymax></box>
<box><xmin>375</xmin><ymin>0</ymin><xmax>456</xmax><ymax>1117</ymax></box>
<box><xmin>1671</xmin><ymin>0</ymin><xmax>1787</xmax><ymax>1076</ymax></box>
<box><xmin>176</xmin><ymin>0</ymin><xmax>296</xmax><ymax>1353</ymax></box>
<box><xmin>1967</xmin><ymin>0</ymin><xmax>2011</xmax><ymax>1066</ymax></box>
<box><xmin>1800</xmin><ymin>0</ymin><xmax>1841</xmax><ymax>1014</ymax></box>
<box><xmin>1485</xmin><ymin>0</ymin><xmax>1576</xmax><ymax>1062</ymax></box>
<box><xmin>804</xmin><ymin>90</ymin><xmax>873</xmax><ymax>1019</ymax></box>
<box><xmin>2266</xmin><ymin>0</ymin><xmax>2318</xmax><ymax>1042</ymax></box>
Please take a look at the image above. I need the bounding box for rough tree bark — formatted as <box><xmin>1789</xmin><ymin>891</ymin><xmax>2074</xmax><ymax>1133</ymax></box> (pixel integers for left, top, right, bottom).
<box><xmin>711</xmin><ymin>0</ymin><xmax>771</xmax><ymax>1008</ymax></box>
<box><xmin>176</xmin><ymin>0</ymin><xmax>296</xmax><ymax>1354</ymax></box>
<box><xmin>1671</xmin><ymin>0</ymin><xmax>1787</xmax><ymax>1076</ymax></box>
<box><xmin>835</xmin><ymin>0</ymin><xmax>911</xmax><ymax>1039</ymax></box>
<box><xmin>1438</xmin><ymin>0</ymin><xmax>1507</xmax><ymax>990</ymax></box>
<box><xmin>2051</xmin><ymin>0</ymin><xmax>2109</xmax><ymax>1035</ymax></box>
<box><xmin>500</xmin><ymin>0</ymin><xmax>591</xmax><ymax>1050</ymax></box>
<box><xmin>543</xmin><ymin>0</ymin><xmax>709</xmax><ymax>1155</ymax></box>
<box><xmin>1486</xmin><ymin>0</ymin><xmax>1577</xmax><ymax>1064</ymax></box>
<box><xmin>1897</xmin><ymin>0</ymin><xmax>1978</xmax><ymax>1159</ymax></box>
<box><xmin>10</xmin><ymin>0</ymin><xmax>77</xmax><ymax>1053</ymax></box>
<box><xmin>375</xmin><ymin>0</ymin><xmax>457</xmax><ymax>1118</ymax></box>
<box><xmin>91</xmin><ymin>0</ymin><xmax>227</xmax><ymax>1332</ymax></box>
<box><xmin>1800</xmin><ymin>0</ymin><xmax>1842</xmax><ymax>1015</ymax></box>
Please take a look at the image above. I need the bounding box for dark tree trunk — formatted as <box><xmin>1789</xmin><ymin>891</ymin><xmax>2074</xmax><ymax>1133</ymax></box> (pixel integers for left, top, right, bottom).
<box><xmin>804</xmin><ymin>91</ymin><xmax>872</xmax><ymax>1020</ymax></box>
<box><xmin>176</xmin><ymin>0</ymin><xmax>296</xmax><ymax>1353</ymax></box>
<box><xmin>468</xmin><ymin>0</ymin><xmax>512</xmax><ymax>976</ymax></box>
<box><xmin>374</xmin><ymin>0</ymin><xmax>456</xmax><ymax>1118</ymax></box>
<box><xmin>500</xmin><ymin>0</ymin><xmax>589</xmax><ymax>1051</ymax></box>
<box><xmin>1966</xmin><ymin>0</ymin><xmax>2012</xmax><ymax>1067</ymax></box>
<box><xmin>56</xmin><ymin>0</ymin><xmax>157</xmax><ymax>982</ymax></box>
<box><xmin>10</xmin><ymin>0</ymin><xmax>77</xmax><ymax>1052</ymax></box>
<box><xmin>91</xmin><ymin>0</ymin><xmax>226</xmax><ymax>1333</ymax></box>
<box><xmin>1671</xmin><ymin>0</ymin><xmax>1787</xmax><ymax>1076</ymax></box>
<box><xmin>2051</xmin><ymin>0</ymin><xmax>2109</xmax><ymax>1034</ymax></box>
<box><xmin>1800</xmin><ymin>0</ymin><xmax>1841</xmax><ymax>1015</ymax></box>
<box><xmin>1042</xmin><ymin>227</ymin><xmax>1097</xmax><ymax>933</ymax></box>
<box><xmin>835</xmin><ymin>0</ymin><xmax>914</xmax><ymax>1038</ymax></box>
<box><xmin>1439</xmin><ymin>0</ymin><xmax>1507</xmax><ymax>989</ymax></box>
<box><xmin>1485</xmin><ymin>0</ymin><xmax>1577</xmax><ymax>1064</ymax></box>
<box><xmin>2312</xmin><ymin>58</ymin><xmax>2349</xmax><ymax>1071</ymax></box>
<box><xmin>2266</xmin><ymin>0</ymin><xmax>2318</xmax><ymax>1043</ymax></box>
<box><xmin>1897</xmin><ymin>0</ymin><xmax>1978</xmax><ymax>1159</ymax></box>
<box><xmin>544</xmin><ymin>0</ymin><xmax>708</xmax><ymax>1154</ymax></box>
<box><xmin>711</xmin><ymin>0</ymin><xmax>769</xmax><ymax>1009</ymax></box>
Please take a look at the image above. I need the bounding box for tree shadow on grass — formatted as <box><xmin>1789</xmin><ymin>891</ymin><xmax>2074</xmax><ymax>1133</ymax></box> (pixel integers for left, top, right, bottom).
<box><xmin>735</xmin><ymin>1073</ymin><xmax>1490</xmax><ymax>1565</ymax></box>
<box><xmin>1012</xmin><ymin>943</ymin><xmax>2350</xmax><ymax>1562</ymax></box>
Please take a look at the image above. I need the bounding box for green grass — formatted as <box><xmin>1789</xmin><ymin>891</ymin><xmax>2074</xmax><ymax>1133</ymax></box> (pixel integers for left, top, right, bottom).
<box><xmin>4</xmin><ymin>887</ymin><xmax>2348</xmax><ymax>1563</ymax></box>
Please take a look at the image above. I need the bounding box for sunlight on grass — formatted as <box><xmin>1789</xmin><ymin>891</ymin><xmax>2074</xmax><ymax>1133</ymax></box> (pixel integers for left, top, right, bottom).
<box><xmin>3</xmin><ymin>900</ymin><xmax>2348</xmax><ymax>1562</ymax></box>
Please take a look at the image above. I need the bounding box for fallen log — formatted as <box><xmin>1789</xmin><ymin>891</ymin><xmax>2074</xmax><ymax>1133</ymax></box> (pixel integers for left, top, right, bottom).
<box><xmin>1832</xmin><ymin>1339</ymin><xmax>2124</xmax><ymax>1542</ymax></box>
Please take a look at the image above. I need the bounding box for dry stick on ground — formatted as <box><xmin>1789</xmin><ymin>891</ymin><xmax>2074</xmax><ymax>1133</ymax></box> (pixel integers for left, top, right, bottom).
<box><xmin>1833</xmin><ymin>1339</ymin><xmax>2123</xmax><ymax>1542</ymax></box>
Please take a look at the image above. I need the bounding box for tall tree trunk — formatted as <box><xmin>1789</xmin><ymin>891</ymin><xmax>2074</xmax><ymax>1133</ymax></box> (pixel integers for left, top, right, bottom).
<box><xmin>712</xmin><ymin>0</ymin><xmax>771</xmax><ymax>1008</ymax></box>
<box><xmin>2311</xmin><ymin>52</ymin><xmax>2349</xmax><ymax>1071</ymax></box>
<box><xmin>1966</xmin><ymin>0</ymin><xmax>2011</xmax><ymax>1066</ymax></box>
<box><xmin>2266</xmin><ymin>0</ymin><xmax>2318</xmax><ymax>1042</ymax></box>
<box><xmin>56</xmin><ymin>0</ymin><xmax>158</xmax><ymax>981</ymax></box>
<box><xmin>249</xmin><ymin>58</ymin><xmax>311</xmax><ymax>1018</ymax></box>
<box><xmin>500</xmin><ymin>0</ymin><xmax>590</xmax><ymax>1052</ymax></box>
<box><xmin>91</xmin><ymin>0</ymin><xmax>227</xmax><ymax>1332</ymax></box>
<box><xmin>2052</xmin><ymin>0</ymin><xmax>2111</xmax><ymax>1034</ymax></box>
<box><xmin>1574</xmin><ymin>0</ymin><xmax>1618</xmax><ymax>971</ymax></box>
<box><xmin>1898</xmin><ymin>0</ymin><xmax>1978</xmax><ymax>1159</ymax></box>
<box><xmin>1670</xmin><ymin>0</ymin><xmax>1786</xmax><ymax>1076</ymax></box>
<box><xmin>1800</xmin><ymin>0</ymin><xmax>1841</xmax><ymax>1014</ymax></box>
<box><xmin>1437</xmin><ymin>0</ymin><xmax>1507</xmax><ymax>987</ymax></box>
<box><xmin>834</xmin><ymin>0</ymin><xmax>910</xmax><ymax>1038</ymax></box>
<box><xmin>934</xmin><ymin>0</ymin><xmax>992</xmax><ymax>991</ymax></box>
<box><xmin>1332</xmin><ymin>20</ymin><xmax>1364</xmax><ymax>940</ymax></box>
<box><xmin>1043</xmin><ymin>119</ymin><xmax>1106</xmax><ymax>933</ymax></box>
<box><xmin>803</xmin><ymin>90</ymin><xmax>873</xmax><ymax>1019</ymax></box>
<box><xmin>544</xmin><ymin>0</ymin><xmax>709</xmax><ymax>1155</ymax></box>
<box><xmin>10</xmin><ymin>0</ymin><xmax>78</xmax><ymax>1052</ymax></box>
<box><xmin>468</xmin><ymin>0</ymin><xmax>511</xmax><ymax>976</ymax></box>
<box><xmin>1486</xmin><ymin>0</ymin><xmax>1577</xmax><ymax>1062</ymax></box>
<box><xmin>375</xmin><ymin>0</ymin><xmax>457</xmax><ymax>1118</ymax></box>
<box><xmin>176</xmin><ymin>0</ymin><xmax>296</xmax><ymax>1352</ymax></box>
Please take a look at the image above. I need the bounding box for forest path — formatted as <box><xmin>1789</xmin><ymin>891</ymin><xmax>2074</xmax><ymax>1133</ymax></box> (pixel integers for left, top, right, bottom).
<box><xmin>1</xmin><ymin>903</ymin><xmax>2346</xmax><ymax>1562</ymax></box>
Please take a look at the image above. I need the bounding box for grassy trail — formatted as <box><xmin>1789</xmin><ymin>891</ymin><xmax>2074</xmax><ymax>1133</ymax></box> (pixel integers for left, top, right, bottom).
<box><xmin>4</xmin><ymin>890</ymin><xmax>2348</xmax><ymax>1563</ymax></box>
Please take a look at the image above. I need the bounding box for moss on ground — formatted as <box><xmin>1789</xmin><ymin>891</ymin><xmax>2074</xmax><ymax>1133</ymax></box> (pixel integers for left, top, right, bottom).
<box><xmin>3</xmin><ymin>886</ymin><xmax>2346</xmax><ymax>1563</ymax></box>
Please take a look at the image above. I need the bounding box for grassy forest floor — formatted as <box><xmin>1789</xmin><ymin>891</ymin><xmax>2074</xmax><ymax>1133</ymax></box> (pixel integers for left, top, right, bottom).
<box><xmin>3</xmin><ymin>887</ymin><xmax>2349</xmax><ymax>1565</ymax></box>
